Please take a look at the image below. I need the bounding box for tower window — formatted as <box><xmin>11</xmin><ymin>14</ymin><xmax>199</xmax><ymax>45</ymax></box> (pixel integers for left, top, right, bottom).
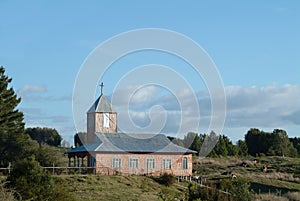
<box><xmin>103</xmin><ymin>113</ymin><xmax>110</xmax><ymax>128</ymax></box>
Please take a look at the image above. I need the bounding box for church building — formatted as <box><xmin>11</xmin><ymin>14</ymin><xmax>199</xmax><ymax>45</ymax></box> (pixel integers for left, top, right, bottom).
<box><xmin>67</xmin><ymin>84</ymin><xmax>195</xmax><ymax>176</ymax></box>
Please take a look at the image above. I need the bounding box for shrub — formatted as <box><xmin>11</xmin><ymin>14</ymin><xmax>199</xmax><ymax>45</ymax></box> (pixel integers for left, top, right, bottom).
<box><xmin>0</xmin><ymin>181</ymin><xmax>17</xmax><ymax>201</ymax></box>
<box><xmin>160</xmin><ymin>173</ymin><xmax>176</xmax><ymax>186</ymax></box>
<box><xmin>7</xmin><ymin>157</ymin><xmax>55</xmax><ymax>200</ymax></box>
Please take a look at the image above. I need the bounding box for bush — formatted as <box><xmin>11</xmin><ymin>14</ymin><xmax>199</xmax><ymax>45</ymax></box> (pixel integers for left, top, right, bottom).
<box><xmin>160</xmin><ymin>173</ymin><xmax>176</xmax><ymax>186</ymax></box>
<box><xmin>7</xmin><ymin>157</ymin><xmax>55</xmax><ymax>200</ymax></box>
<box><xmin>0</xmin><ymin>181</ymin><xmax>16</xmax><ymax>201</ymax></box>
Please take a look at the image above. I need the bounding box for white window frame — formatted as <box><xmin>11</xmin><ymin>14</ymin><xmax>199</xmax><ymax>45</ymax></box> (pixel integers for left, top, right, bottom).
<box><xmin>182</xmin><ymin>157</ymin><xmax>188</xmax><ymax>169</ymax></box>
<box><xmin>162</xmin><ymin>158</ymin><xmax>171</xmax><ymax>169</ymax></box>
<box><xmin>146</xmin><ymin>158</ymin><xmax>155</xmax><ymax>170</ymax></box>
<box><xmin>129</xmin><ymin>158</ymin><xmax>138</xmax><ymax>169</ymax></box>
<box><xmin>103</xmin><ymin>113</ymin><xmax>110</xmax><ymax>128</ymax></box>
<box><xmin>112</xmin><ymin>157</ymin><xmax>121</xmax><ymax>169</ymax></box>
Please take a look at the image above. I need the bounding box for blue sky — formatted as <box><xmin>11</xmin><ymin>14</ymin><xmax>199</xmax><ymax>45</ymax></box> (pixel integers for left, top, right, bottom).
<box><xmin>1</xmin><ymin>1</ymin><xmax>299</xmax><ymax>145</ymax></box>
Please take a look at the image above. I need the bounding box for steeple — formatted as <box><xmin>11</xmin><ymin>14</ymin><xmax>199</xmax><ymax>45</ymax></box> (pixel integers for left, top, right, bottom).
<box><xmin>87</xmin><ymin>83</ymin><xmax>117</xmax><ymax>143</ymax></box>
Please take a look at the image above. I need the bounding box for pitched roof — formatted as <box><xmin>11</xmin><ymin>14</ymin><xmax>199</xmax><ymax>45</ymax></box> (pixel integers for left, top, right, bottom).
<box><xmin>87</xmin><ymin>94</ymin><xmax>115</xmax><ymax>113</ymax></box>
<box><xmin>67</xmin><ymin>133</ymin><xmax>196</xmax><ymax>154</ymax></box>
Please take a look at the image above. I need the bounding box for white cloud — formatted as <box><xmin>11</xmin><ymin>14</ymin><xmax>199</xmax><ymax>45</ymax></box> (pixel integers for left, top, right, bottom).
<box><xmin>111</xmin><ymin>84</ymin><xmax>300</xmax><ymax>136</ymax></box>
<box><xmin>18</xmin><ymin>84</ymin><xmax>47</xmax><ymax>96</ymax></box>
<box><xmin>225</xmin><ymin>84</ymin><xmax>300</xmax><ymax>127</ymax></box>
<box><xmin>17</xmin><ymin>84</ymin><xmax>71</xmax><ymax>102</ymax></box>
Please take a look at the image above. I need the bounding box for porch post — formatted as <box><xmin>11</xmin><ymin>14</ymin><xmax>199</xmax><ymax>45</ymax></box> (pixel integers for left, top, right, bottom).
<box><xmin>73</xmin><ymin>156</ymin><xmax>76</xmax><ymax>167</ymax></box>
<box><xmin>68</xmin><ymin>157</ymin><xmax>71</xmax><ymax>167</ymax></box>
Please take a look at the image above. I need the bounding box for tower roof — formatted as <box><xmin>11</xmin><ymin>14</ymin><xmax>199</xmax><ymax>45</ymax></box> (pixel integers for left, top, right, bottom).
<box><xmin>87</xmin><ymin>94</ymin><xmax>115</xmax><ymax>113</ymax></box>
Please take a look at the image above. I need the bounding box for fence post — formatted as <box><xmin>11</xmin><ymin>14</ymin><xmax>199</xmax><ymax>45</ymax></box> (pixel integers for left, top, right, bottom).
<box><xmin>8</xmin><ymin>162</ymin><xmax>11</xmax><ymax>174</ymax></box>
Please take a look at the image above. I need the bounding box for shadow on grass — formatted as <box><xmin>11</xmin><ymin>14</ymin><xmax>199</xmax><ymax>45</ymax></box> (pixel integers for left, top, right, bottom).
<box><xmin>251</xmin><ymin>182</ymin><xmax>297</xmax><ymax>194</ymax></box>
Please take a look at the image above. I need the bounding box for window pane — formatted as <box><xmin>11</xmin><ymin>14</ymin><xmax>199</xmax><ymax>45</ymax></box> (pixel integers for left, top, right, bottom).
<box><xmin>103</xmin><ymin>113</ymin><xmax>110</xmax><ymax>128</ymax></box>
<box><xmin>112</xmin><ymin>158</ymin><xmax>121</xmax><ymax>169</ymax></box>
<box><xmin>182</xmin><ymin>157</ymin><xmax>188</xmax><ymax>169</ymax></box>
<box><xmin>162</xmin><ymin>158</ymin><xmax>171</xmax><ymax>169</ymax></box>
<box><xmin>146</xmin><ymin>158</ymin><xmax>155</xmax><ymax>169</ymax></box>
<box><xmin>129</xmin><ymin>158</ymin><xmax>138</xmax><ymax>169</ymax></box>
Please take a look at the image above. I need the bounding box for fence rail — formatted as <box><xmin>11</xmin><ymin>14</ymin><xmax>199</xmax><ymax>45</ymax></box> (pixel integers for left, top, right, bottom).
<box><xmin>0</xmin><ymin>166</ymin><xmax>98</xmax><ymax>175</ymax></box>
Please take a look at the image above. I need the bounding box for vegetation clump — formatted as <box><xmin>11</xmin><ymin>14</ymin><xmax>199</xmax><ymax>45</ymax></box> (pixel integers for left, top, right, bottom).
<box><xmin>160</xmin><ymin>173</ymin><xmax>176</xmax><ymax>186</ymax></box>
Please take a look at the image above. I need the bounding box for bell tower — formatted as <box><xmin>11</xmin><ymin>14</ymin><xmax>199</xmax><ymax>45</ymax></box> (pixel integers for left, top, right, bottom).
<box><xmin>87</xmin><ymin>83</ymin><xmax>117</xmax><ymax>143</ymax></box>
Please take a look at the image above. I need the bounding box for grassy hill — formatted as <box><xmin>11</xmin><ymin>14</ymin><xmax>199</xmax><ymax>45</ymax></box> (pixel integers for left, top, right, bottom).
<box><xmin>193</xmin><ymin>156</ymin><xmax>300</xmax><ymax>197</ymax></box>
<box><xmin>2</xmin><ymin>156</ymin><xmax>300</xmax><ymax>200</ymax></box>
<box><xmin>55</xmin><ymin>174</ymin><xmax>188</xmax><ymax>201</ymax></box>
<box><xmin>52</xmin><ymin>156</ymin><xmax>300</xmax><ymax>201</ymax></box>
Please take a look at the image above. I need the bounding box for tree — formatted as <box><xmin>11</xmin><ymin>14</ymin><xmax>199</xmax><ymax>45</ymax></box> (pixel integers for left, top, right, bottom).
<box><xmin>26</xmin><ymin>127</ymin><xmax>62</xmax><ymax>147</ymax></box>
<box><xmin>0</xmin><ymin>66</ymin><xmax>28</xmax><ymax>166</ymax></box>
<box><xmin>237</xmin><ymin>140</ymin><xmax>248</xmax><ymax>156</ymax></box>
<box><xmin>189</xmin><ymin>133</ymin><xmax>202</xmax><ymax>154</ymax></box>
<box><xmin>290</xmin><ymin>137</ymin><xmax>300</xmax><ymax>157</ymax></box>
<box><xmin>7</xmin><ymin>157</ymin><xmax>55</xmax><ymax>200</ymax></box>
<box><xmin>74</xmin><ymin>132</ymin><xmax>87</xmax><ymax>147</ymax></box>
<box><xmin>215</xmin><ymin>136</ymin><xmax>228</xmax><ymax>156</ymax></box>
<box><xmin>183</xmin><ymin>132</ymin><xmax>198</xmax><ymax>149</ymax></box>
<box><xmin>245</xmin><ymin>128</ymin><xmax>296</xmax><ymax>157</ymax></box>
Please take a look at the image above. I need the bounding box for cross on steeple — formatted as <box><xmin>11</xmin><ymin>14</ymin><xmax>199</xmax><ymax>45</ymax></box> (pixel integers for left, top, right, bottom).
<box><xmin>100</xmin><ymin>82</ymin><xmax>104</xmax><ymax>95</ymax></box>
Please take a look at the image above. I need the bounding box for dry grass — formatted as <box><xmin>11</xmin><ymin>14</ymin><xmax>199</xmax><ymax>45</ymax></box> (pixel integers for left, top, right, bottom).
<box><xmin>254</xmin><ymin>193</ymin><xmax>288</xmax><ymax>201</ymax></box>
<box><xmin>255</xmin><ymin>192</ymin><xmax>300</xmax><ymax>201</ymax></box>
<box><xmin>0</xmin><ymin>180</ymin><xmax>18</xmax><ymax>201</ymax></box>
<box><xmin>284</xmin><ymin>191</ymin><xmax>300</xmax><ymax>201</ymax></box>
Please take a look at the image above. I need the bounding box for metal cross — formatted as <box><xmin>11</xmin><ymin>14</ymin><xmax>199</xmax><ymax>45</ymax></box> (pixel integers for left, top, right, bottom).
<box><xmin>100</xmin><ymin>82</ymin><xmax>104</xmax><ymax>95</ymax></box>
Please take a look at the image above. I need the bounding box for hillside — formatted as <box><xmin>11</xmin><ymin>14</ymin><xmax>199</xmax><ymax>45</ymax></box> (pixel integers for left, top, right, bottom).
<box><xmin>54</xmin><ymin>156</ymin><xmax>300</xmax><ymax>201</ymax></box>
<box><xmin>55</xmin><ymin>174</ymin><xmax>187</xmax><ymax>201</ymax></box>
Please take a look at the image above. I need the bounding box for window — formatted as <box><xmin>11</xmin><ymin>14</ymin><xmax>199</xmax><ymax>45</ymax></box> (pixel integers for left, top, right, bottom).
<box><xmin>182</xmin><ymin>157</ymin><xmax>188</xmax><ymax>169</ymax></box>
<box><xmin>103</xmin><ymin>113</ymin><xmax>110</xmax><ymax>128</ymax></box>
<box><xmin>162</xmin><ymin>158</ymin><xmax>171</xmax><ymax>169</ymax></box>
<box><xmin>112</xmin><ymin>158</ymin><xmax>121</xmax><ymax>169</ymax></box>
<box><xmin>146</xmin><ymin>158</ymin><xmax>155</xmax><ymax>169</ymax></box>
<box><xmin>129</xmin><ymin>158</ymin><xmax>138</xmax><ymax>169</ymax></box>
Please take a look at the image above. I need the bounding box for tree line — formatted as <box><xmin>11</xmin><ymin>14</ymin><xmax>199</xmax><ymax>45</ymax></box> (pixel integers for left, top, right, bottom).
<box><xmin>171</xmin><ymin>129</ymin><xmax>300</xmax><ymax>157</ymax></box>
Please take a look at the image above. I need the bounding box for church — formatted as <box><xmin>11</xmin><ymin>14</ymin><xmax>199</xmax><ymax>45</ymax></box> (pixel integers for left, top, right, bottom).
<box><xmin>67</xmin><ymin>84</ymin><xmax>196</xmax><ymax>176</ymax></box>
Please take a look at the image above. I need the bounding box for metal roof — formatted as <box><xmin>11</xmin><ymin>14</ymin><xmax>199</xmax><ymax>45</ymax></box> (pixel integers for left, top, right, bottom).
<box><xmin>67</xmin><ymin>133</ymin><xmax>196</xmax><ymax>154</ymax></box>
<box><xmin>87</xmin><ymin>94</ymin><xmax>115</xmax><ymax>113</ymax></box>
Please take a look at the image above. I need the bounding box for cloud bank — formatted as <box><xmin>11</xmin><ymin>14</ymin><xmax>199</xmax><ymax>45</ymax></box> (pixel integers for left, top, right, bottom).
<box><xmin>112</xmin><ymin>84</ymin><xmax>300</xmax><ymax>136</ymax></box>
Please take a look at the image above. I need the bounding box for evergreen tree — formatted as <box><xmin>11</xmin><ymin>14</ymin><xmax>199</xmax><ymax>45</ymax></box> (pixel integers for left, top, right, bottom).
<box><xmin>215</xmin><ymin>136</ymin><xmax>228</xmax><ymax>156</ymax></box>
<box><xmin>237</xmin><ymin>140</ymin><xmax>248</xmax><ymax>156</ymax></box>
<box><xmin>74</xmin><ymin>132</ymin><xmax>88</xmax><ymax>147</ymax></box>
<box><xmin>290</xmin><ymin>137</ymin><xmax>300</xmax><ymax>156</ymax></box>
<box><xmin>0</xmin><ymin>66</ymin><xmax>28</xmax><ymax>166</ymax></box>
<box><xmin>189</xmin><ymin>133</ymin><xmax>202</xmax><ymax>154</ymax></box>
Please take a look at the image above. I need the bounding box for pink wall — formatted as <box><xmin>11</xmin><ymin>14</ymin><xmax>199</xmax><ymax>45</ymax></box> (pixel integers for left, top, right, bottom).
<box><xmin>95</xmin><ymin>153</ymin><xmax>193</xmax><ymax>176</ymax></box>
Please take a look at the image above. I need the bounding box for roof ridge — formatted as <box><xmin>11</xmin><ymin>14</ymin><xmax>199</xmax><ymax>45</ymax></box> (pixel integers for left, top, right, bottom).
<box><xmin>87</xmin><ymin>94</ymin><xmax>115</xmax><ymax>113</ymax></box>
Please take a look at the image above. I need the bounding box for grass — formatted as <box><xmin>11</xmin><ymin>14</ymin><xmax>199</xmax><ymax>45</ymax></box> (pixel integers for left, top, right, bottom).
<box><xmin>193</xmin><ymin>156</ymin><xmax>300</xmax><ymax>194</ymax></box>
<box><xmin>56</xmin><ymin>174</ymin><xmax>188</xmax><ymax>201</ymax></box>
<box><xmin>2</xmin><ymin>156</ymin><xmax>299</xmax><ymax>200</ymax></box>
